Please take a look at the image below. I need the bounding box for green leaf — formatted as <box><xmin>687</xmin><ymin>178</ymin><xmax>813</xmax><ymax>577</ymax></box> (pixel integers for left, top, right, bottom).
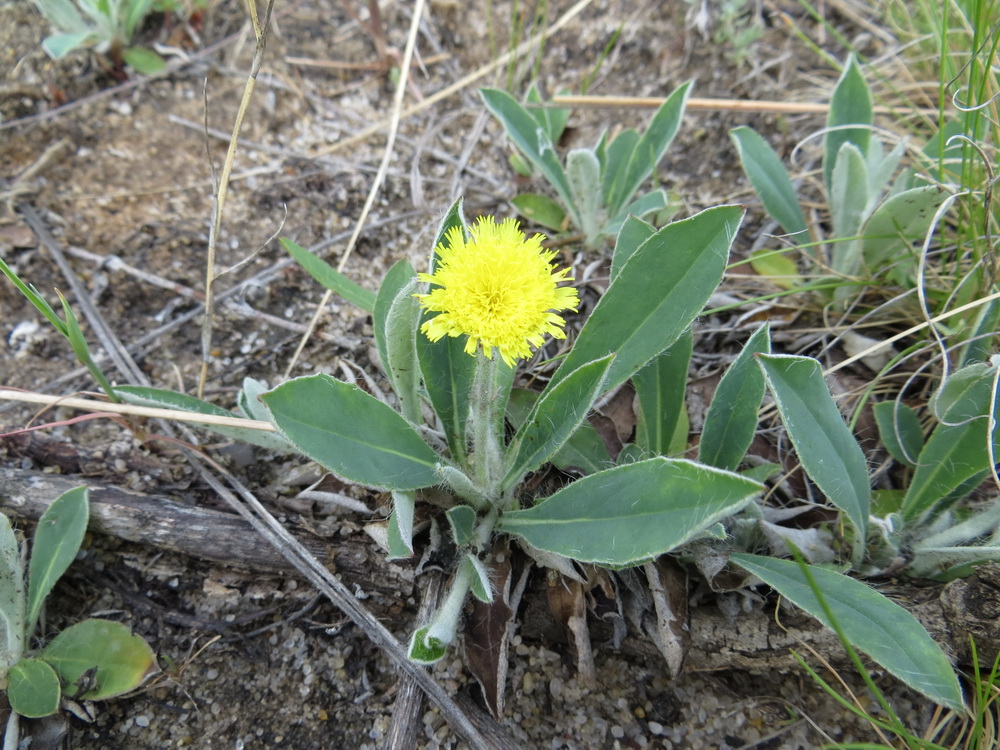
<box><xmin>633</xmin><ymin>330</ymin><xmax>692</xmax><ymax>456</ymax></box>
<box><xmin>465</xmin><ymin>554</ymin><xmax>493</xmax><ymax>603</ymax></box>
<box><xmin>901</xmin><ymin>419</ymin><xmax>990</xmax><ymax>522</ymax></box>
<box><xmin>27</xmin><ymin>486</ymin><xmax>89</xmax><ymax>636</ymax></box>
<box><xmin>121</xmin><ymin>46</ymin><xmax>165</xmax><ymax>74</ymax></box>
<box><xmin>828</xmin><ymin>143</ymin><xmax>868</xmax><ymax>277</ymax></box>
<box><xmin>731</xmin><ymin>553</ymin><xmax>963</xmax><ymax>711</ymax></box>
<box><xmin>506</xmin><ymin>390</ymin><xmax>611</xmax><ymax>475</ymax></box>
<box><xmin>511</xmin><ymin>193</ymin><xmax>568</xmax><ymax>233</ymax></box>
<box><xmin>603</xmin><ymin>189</ymin><xmax>668</xmax><ymax>239</ymax></box>
<box><xmin>262</xmin><ymin>374</ymin><xmax>440</xmax><ymax>491</ymax></box>
<box><xmin>600</xmin><ymin>129</ymin><xmax>639</xmax><ymax>211</ymax></box>
<box><xmin>824</xmin><ymin>54</ymin><xmax>873</xmax><ymax>194</ymax></box>
<box><xmin>56</xmin><ymin>291</ymin><xmax>117</xmax><ymax>401</ymax></box>
<box><xmin>611</xmin><ymin>215</ymin><xmax>655</xmax><ymax>280</ymax></box>
<box><xmin>0</xmin><ymin>513</ymin><xmax>25</xmax><ymax>673</ymax></box>
<box><xmin>566</xmin><ymin>148</ymin><xmax>602</xmax><ymax>244</ymax></box>
<box><xmin>122</xmin><ymin>0</ymin><xmax>154</xmax><ymax>39</ymax></box>
<box><xmin>417</xmin><ymin>201</ymin><xmax>476</xmax><ymax>462</ymax></box>
<box><xmin>873</xmin><ymin>401</ymin><xmax>924</xmax><ymax>468</ymax></box>
<box><xmin>0</xmin><ymin>257</ymin><xmax>68</xmax><ymax>336</ymax></box>
<box><xmin>446</xmin><ymin>505</ymin><xmax>477</xmax><ymax>547</ymax></box>
<box><xmin>605</xmin><ymin>81</ymin><xmax>692</xmax><ymax>217</ymax></box>
<box><xmin>548</xmin><ymin>205</ymin><xmax>743</xmax><ymax>398</ymax></box>
<box><xmin>757</xmin><ymin>355</ymin><xmax>870</xmax><ymax>555</ymax></box>
<box><xmin>408</xmin><ymin>625</ymin><xmax>448</xmax><ymax>665</ymax></box>
<box><xmin>932</xmin><ymin>362</ymin><xmax>994</xmax><ymax>422</ymax></box>
<box><xmin>499</xmin><ymin>457</ymin><xmax>761</xmax><ymax>566</ymax></box>
<box><xmin>748</xmin><ymin>249</ymin><xmax>801</xmax><ymax>288</ymax></box>
<box><xmin>480</xmin><ymin>88</ymin><xmax>575</xmax><ymax>224</ymax></box>
<box><xmin>387</xmin><ymin>491</ymin><xmax>415</xmax><ymax>559</ymax></box>
<box><xmin>384</xmin><ymin>278</ymin><xmax>423</xmax><ymax>423</ymax></box>
<box><xmin>730</xmin><ymin>126</ymin><xmax>808</xmax><ymax>238</ymax></box>
<box><xmin>42</xmin><ymin>31</ymin><xmax>93</xmax><ymax>58</ymax></box>
<box><xmin>33</xmin><ymin>0</ymin><xmax>88</xmax><ymax>32</ymax></box>
<box><xmin>7</xmin><ymin>658</ymin><xmax>61</xmax><ymax>718</ymax></box>
<box><xmin>280</xmin><ymin>238</ymin><xmax>375</xmax><ymax>312</ymax></box>
<box><xmin>525</xmin><ymin>83</ymin><xmax>570</xmax><ymax>143</ymax></box>
<box><xmin>374</xmin><ymin>260</ymin><xmax>417</xmax><ymax>376</ymax></box>
<box><xmin>860</xmin><ymin>185</ymin><xmax>952</xmax><ymax>276</ymax></box>
<box><xmin>117</xmin><ymin>385</ymin><xmax>292</xmax><ymax>451</ymax></box>
<box><xmin>503</xmin><ymin>355</ymin><xmax>614</xmax><ymax>489</ymax></box>
<box><xmin>40</xmin><ymin>619</ymin><xmax>157</xmax><ymax>700</ymax></box>
<box><xmin>699</xmin><ymin>324</ymin><xmax>771</xmax><ymax>470</ymax></box>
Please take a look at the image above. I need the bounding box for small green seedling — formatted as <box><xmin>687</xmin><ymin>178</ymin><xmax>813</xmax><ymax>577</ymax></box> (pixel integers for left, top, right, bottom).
<box><xmin>31</xmin><ymin>0</ymin><xmax>166</xmax><ymax>75</ymax></box>
<box><xmin>1</xmin><ymin>488</ymin><xmax>157</xmax><ymax>743</ymax></box>
<box><xmin>731</xmin><ymin>54</ymin><xmax>951</xmax><ymax>302</ymax></box>
<box><xmin>482</xmin><ymin>83</ymin><xmax>692</xmax><ymax>248</ymax></box>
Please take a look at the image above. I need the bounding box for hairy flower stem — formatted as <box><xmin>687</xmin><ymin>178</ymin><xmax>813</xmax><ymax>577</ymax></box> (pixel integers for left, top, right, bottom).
<box><xmin>425</xmin><ymin>560</ymin><xmax>473</xmax><ymax>646</ymax></box>
<box><xmin>469</xmin><ymin>349</ymin><xmax>504</xmax><ymax>498</ymax></box>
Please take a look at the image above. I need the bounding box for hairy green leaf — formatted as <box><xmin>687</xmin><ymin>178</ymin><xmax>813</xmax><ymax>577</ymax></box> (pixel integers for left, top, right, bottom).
<box><xmin>500</xmin><ymin>457</ymin><xmax>761</xmax><ymax>566</ymax></box>
<box><xmin>262</xmin><ymin>374</ymin><xmax>440</xmax><ymax>490</ymax></box>
<box><xmin>732</xmin><ymin>553</ymin><xmax>963</xmax><ymax>711</ymax></box>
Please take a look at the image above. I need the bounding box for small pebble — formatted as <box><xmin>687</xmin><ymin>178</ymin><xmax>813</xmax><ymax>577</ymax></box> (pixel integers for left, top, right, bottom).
<box><xmin>648</xmin><ymin>721</ymin><xmax>664</xmax><ymax>736</ymax></box>
<box><xmin>135</xmin><ymin>716</ymin><xmax>150</xmax><ymax>728</ymax></box>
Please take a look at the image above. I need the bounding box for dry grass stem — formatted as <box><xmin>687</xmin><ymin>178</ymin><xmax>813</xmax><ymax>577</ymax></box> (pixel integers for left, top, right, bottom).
<box><xmin>0</xmin><ymin>389</ymin><xmax>276</xmax><ymax>432</ymax></box>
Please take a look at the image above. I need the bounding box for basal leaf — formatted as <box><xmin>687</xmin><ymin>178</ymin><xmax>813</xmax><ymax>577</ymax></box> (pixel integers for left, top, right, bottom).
<box><xmin>262</xmin><ymin>374</ymin><xmax>439</xmax><ymax>491</ymax></box>
<box><xmin>384</xmin><ymin>278</ymin><xmax>422</xmax><ymax>423</ymax></box>
<box><xmin>40</xmin><ymin>619</ymin><xmax>157</xmax><ymax>700</ymax></box>
<box><xmin>480</xmin><ymin>89</ymin><xmax>574</xmax><ymax>224</ymax></box>
<box><xmin>633</xmin><ymin>330</ymin><xmax>692</xmax><ymax>456</ymax></box>
<box><xmin>606</xmin><ymin>81</ymin><xmax>692</xmax><ymax>217</ymax></box>
<box><xmin>828</xmin><ymin>142</ymin><xmax>868</xmax><ymax>278</ymax></box>
<box><xmin>902</xmin><ymin>419</ymin><xmax>990</xmax><ymax>522</ymax></box>
<box><xmin>503</xmin><ymin>355</ymin><xmax>613</xmax><ymax>489</ymax></box>
<box><xmin>506</xmin><ymin>389</ymin><xmax>611</xmax><ymax>475</ymax></box>
<box><xmin>511</xmin><ymin>193</ymin><xmax>568</xmax><ymax>233</ymax></box>
<box><xmin>0</xmin><ymin>513</ymin><xmax>25</xmax><ymax>673</ymax></box>
<box><xmin>7</xmin><ymin>658</ymin><xmax>61</xmax><ymax>718</ymax></box>
<box><xmin>122</xmin><ymin>46</ymin><xmax>165</xmax><ymax>75</ymax></box>
<box><xmin>861</xmin><ymin>185</ymin><xmax>952</xmax><ymax>276</ymax></box>
<box><xmin>566</xmin><ymin>148</ymin><xmax>602</xmax><ymax>244</ymax></box>
<box><xmin>499</xmin><ymin>457</ymin><xmax>761</xmax><ymax>566</ymax></box>
<box><xmin>732</xmin><ymin>553</ymin><xmax>963</xmax><ymax>711</ymax></box>
<box><xmin>824</xmin><ymin>54</ymin><xmax>873</xmax><ymax>194</ymax></box>
<box><xmin>699</xmin><ymin>324</ymin><xmax>771</xmax><ymax>470</ymax></box>
<box><xmin>373</xmin><ymin>259</ymin><xmax>417</xmax><ymax>378</ymax></box>
<box><xmin>27</xmin><ymin>486</ymin><xmax>89</xmax><ymax>636</ymax></box>
<box><xmin>873</xmin><ymin>400</ymin><xmax>924</xmax><ymax>468</ymax></box>
<box><xmin>417</xmin><ymin>201</ymin><xmax>475</xmax><ymax>462</ymax></box>
<box><xmin>730</xmin><ymin>126</ymin><xmax>808</xmax><ymax>239</ymax></box>
<box><xmin>603</xmin><ymin>190</ymin><xmax>668</xmax><ymax>239</ymax></box>
<box><xmin>611</xmin><ymin>215</ymin><xmax>655</xmax><ymax>281</ymax></box>
<box><xmin>548</xmin><ymin>205</ymin><xmax>743</xmax><ymax>398</ymax></box>
<box><xmin>757</xmin><ymin>355</ymin><xmax>870</xmax><ymax>556</ymax></box>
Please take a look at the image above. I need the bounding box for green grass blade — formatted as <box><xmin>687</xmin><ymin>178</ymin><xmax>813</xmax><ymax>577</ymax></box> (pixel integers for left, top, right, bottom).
<box><xmin>280</xmin><ymin>238</ymin><xmax>375</xmax><ymax>312</ymax></box>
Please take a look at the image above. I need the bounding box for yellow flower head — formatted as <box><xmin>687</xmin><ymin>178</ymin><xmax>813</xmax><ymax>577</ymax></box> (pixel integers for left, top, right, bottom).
<box><xmin>417</xmin><ymin>216</ymin><xmax>579</xmax><ymax>367</ymax></box>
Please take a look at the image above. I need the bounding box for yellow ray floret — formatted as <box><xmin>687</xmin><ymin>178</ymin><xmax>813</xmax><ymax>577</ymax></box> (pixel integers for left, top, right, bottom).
<box><xmin>416</xmin><ymin>217</ymin><xmax>579</xmax><ymax>367</ymax></box>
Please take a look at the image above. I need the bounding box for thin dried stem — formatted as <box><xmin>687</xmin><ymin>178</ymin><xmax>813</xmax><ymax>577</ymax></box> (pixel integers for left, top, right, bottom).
<box><xmin>198</xmin><ymin>0</ymin><xmax>276</xmax><ymax>398</ymax></box>
<box><xmin>283</xmin><ymin>0</ymin><xmax>426</xmax><ymax>378</ymax></box>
